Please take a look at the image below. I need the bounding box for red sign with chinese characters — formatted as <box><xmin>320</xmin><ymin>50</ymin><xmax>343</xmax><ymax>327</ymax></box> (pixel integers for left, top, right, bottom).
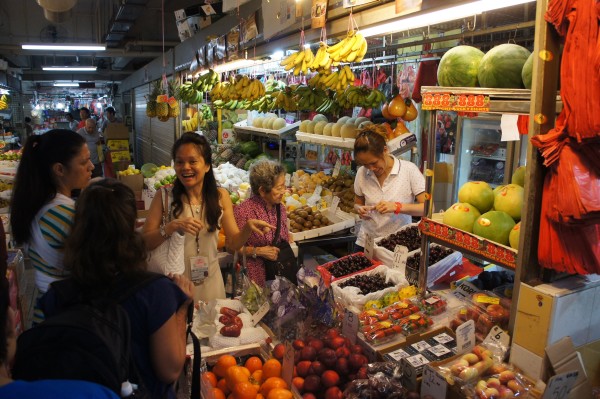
<box><xmin>422</xmin><ymin>93</ymin><xmax>491</xmax><ymax>112</ymax></box>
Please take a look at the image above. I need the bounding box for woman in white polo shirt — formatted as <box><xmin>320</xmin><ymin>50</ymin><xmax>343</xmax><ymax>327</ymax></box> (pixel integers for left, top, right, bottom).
<box><xmin>353</xmin><ymin>126</ymin><xmax>426</xmax><ymax>249</ymax></box>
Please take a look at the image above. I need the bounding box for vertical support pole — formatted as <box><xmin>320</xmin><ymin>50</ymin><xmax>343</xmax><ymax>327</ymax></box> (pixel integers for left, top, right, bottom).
<box><xmin>418</xmin><ymin>167</ymin><xmax>434</xmax><ymax>297</ymax></box>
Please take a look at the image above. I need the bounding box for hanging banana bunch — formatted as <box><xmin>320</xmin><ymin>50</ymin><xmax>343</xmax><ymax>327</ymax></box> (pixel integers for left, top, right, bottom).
<box><xmin>327</xmin><ymin>30</ymin><xmax>368</xmax><ymax>63</ymax></box>
<box><xmin>279</xmin><ymin>46</ymin><xmax>315</xmax><ymax>76</ymax></box>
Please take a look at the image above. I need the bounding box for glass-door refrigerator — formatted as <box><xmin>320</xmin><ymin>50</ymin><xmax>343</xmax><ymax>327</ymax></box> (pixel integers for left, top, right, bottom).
<box><xmin>450</xmin><ymin>113</ymin><xmax>527</xmax><ymax>202</ymax></box>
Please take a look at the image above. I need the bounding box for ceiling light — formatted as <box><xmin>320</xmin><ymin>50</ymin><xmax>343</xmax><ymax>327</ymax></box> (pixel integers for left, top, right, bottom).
<box><xmin>213</xmin><ymin>59</ymin><xmax>256</xmax><ymax>73</ymax></box>
<box><xmin>43</xmin><ymin>66</ymin><xmax>97</xmax><ymax>71</ymax></box>
<box><xmin>54</xmin><ymin>82</ymin><xmax>79</xmax><ymax>87</ymax></box>
<box><xmin>22</xmin><ymin>44</ymin><xmax>106</xmax><ymax>51</ymax></box>
<box><xmin>361</xmin><ymin>0</ymin><xmax>536</xmax><ymax>38</ymax></box>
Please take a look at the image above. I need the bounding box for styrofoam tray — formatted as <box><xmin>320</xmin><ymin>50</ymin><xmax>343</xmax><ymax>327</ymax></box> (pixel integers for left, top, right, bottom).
<box><xmin>234</xmin><ymin>120</ymin><xmax>300</xmax><ymax>137</ymax></box>
<box><xmin>289</xmin><ymin>208</ymin><xmax>355</xmax><ymax>242</ymax></box>
<box><xmin>332</xmin><ymin>265</ymin><xmax>409</xmax><ymax>309</ymax></box>
<box><xmin>374</xmin><ymin>223</ymin><xmax>421</xmax><ymax>267</ymax></box>
<box><xmin>295</xmin><ymin>131</ymin><xmax>417</xmax><ymax>152</ymax></box>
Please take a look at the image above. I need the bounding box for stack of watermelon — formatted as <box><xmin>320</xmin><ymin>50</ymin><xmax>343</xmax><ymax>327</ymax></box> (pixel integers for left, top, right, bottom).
<box><xmin>437</xmin><ymin>43</ymin><xmax>533</xmax><ymax>89</ymax></box>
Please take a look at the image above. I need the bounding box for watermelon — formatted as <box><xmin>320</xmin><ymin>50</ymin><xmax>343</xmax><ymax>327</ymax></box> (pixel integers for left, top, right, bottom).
<box><xmin>522</xmin><ymin>53</ymin><xmax>534</xmax><ymax>89</ymax></box>
<box><xmin>477</xmin><ymin>44</ymin><xmax>531</xmax><ymax>89</ymax></box>
<box><xmin>437</xmin><ymin>45</ymin><xmax>485</xmax><ymax>87</ymax></box>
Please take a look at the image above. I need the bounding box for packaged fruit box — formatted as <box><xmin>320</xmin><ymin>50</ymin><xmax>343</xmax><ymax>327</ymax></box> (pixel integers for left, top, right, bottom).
<box><xmin>332</xmin><ymin>265</ymin><xmax>409</xmax><ymax>309</ymax></box>
<box><xmin>404</xmin><ymin>243</ymin><xmax>463</xmax><ymax>287</ymax></box>
<box><xmin>288</xmin><ymin>207</ymin><xmax>355</xmax><ymax>242</ymax></box>
<box><xmin>449</xmin><ymin>291</ymin><xmax>511</xmax><ymax>341</ymax></box>
<box><xmin>317</xmin><ymin>252</ymin><xmax>382</xmax><ymax>287</ymax></box>
<box><xmin>374</xmin><ymin>223</ymin><xmax>421</xmax><ymax>268</ymax></box>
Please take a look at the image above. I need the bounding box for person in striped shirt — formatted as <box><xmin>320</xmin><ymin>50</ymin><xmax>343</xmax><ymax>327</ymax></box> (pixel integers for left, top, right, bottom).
<box><xmin>10</xmin><ymin>130</ymin><xmax>94</xmax><ymax>323</ymax></box>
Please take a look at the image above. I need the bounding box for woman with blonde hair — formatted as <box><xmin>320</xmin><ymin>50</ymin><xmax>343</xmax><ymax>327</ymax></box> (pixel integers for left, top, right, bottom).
<box><xmin>353</xmin><ymin>125</ymin><xmax>426</xmax><ymax>249</ymax></box>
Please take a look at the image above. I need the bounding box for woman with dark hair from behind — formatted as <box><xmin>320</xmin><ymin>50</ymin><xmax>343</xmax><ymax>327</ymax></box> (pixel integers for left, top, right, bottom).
<box><xmin>10</xmin><ymin>130</ymin><xmax>93</xmax><ymax>323</ymax></box>
<box><xmin>39</xmin><ymin>179</ymin><xmax>193</xmax><ymax>398</ymax></box>
<box><xmin>0</xmin><ymin>222</ymin><xmax>119</xmax><ymax>398</ymax></box>
<box><xmin>143</xmin><ymin>132</ymin><xmax>275</xmax><ymax>303</ymax></box>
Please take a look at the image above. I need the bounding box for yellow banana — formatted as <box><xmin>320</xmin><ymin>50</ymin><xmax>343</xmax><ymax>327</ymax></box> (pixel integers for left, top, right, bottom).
<box><xmin>293</xmin><ymin>50</ymin><xmax>305</xmax><ymax>66</ymax></box>
<box><xmin>351</xmin><ymin>33</ymin><xmax>364</xmax><ymax>52</ymax></box>
<box><xmin>280</xmin><ymin>52</ymin><xmax>297</xmax><ymax>67</ymax></box>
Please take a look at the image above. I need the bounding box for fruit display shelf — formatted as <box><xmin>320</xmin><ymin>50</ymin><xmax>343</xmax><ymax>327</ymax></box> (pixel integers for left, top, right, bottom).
<box><xmin>419</xmin><ymin>214</ymin><xmax>517</xmax><ymax>270</ymax></box>
<box><xmin>295</xmin><ymin>131</ymin><xmax>417</xmax><ymax>155</ymax></box>
<box><xmin>233</xmin><ymin>120</ymin><xmax>300</xmax><ymax>139</ymax></box>
<box><xmin>289</xmin><ymin>208</ymin><xmax>355</xmax><ymax>242</ymax></box>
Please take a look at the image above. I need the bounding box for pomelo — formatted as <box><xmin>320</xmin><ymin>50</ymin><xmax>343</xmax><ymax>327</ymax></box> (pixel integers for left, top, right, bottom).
<box><xmin>313</xmin><ymin>114</ymin><xmax>328</xmax><ymax>123</ymax></box>
<box><xmin>511</xmin><ymin>165</ymin><xmax>526</xmax><ymax>187</ymax></box>
<box><xmin>354</xmin><ymin>117</ymin><xmax>370</xmax><ymax>126</ymax></box>
<box><xmin>252</xmin><ymin>117</ymin><xmax>264</xmax><ymax>128</ymax></box>
<box><xmin>272</xmin><ymin>118</ymin><xmax>287</xmax><ymax>130</ymax></box>
<box><xmin>443</xmin><ymin>202</ymin><xmax>481</xmax><ymax>233</ymax></box>
<box><xmin>437</xmin><ymin>45</ymin><xmax>485</xmax><ymax>87</ymax></box>
<box><xmin>509</xmin><ymin>222</ymin><xmax>521</xmax><ymax>250</ymax></box>
<box><xmin>323</xmin><ymin>122</ymin><xmax>334</xmax><ymax>136</ymax></box>
<box><xmin>314</xmin><ymin>121</ymin><xmax>327</xmax><ymax>135</ymax></box>
<box><xmin>478</xmin><ymin>44</ymin><xmax>531</xmax><ymax>89</ymax></box>
<box><xmin>473</xmin><ymin>211</ymin><xmax>516</xmax><ymax>246</ymax></box>
<box><xmin>299</xmin><ymin>120</ymin><xmax>310</xmax><ymax>132</ymax></box>
<box><xmin>337</xmin><ymin>116</ymin><xmax>350</xmax><ymax>124</ymax></box>
<box><xmin>306</xmin><ymin>121</ymin><xmax>317</xmax><ymax>134</ymax></box>
<box><xmin>458</xmin><ymin>181</ymin><xmax>495</xmax><ymax>214</ymax></box>
<box><xmin>494</xmin><ymin>184</ymin><xmax>524</xmax><ymax>221</ymax></box>
<box><xmin>331</xmin><ymin>123</ymin><xmax>343</xmax><ymax>137</ymax></box>
<box><xmin>340</xmin><ymin>124</ymin><xmax>358</xmax><ymax>139</ymax></box>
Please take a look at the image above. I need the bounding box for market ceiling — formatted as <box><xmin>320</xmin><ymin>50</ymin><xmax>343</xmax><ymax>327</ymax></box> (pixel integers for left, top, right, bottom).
<box><xmin>0</xmin><ymin>0</ymin><xmax>198</xmax><ymax>93</ymax></box>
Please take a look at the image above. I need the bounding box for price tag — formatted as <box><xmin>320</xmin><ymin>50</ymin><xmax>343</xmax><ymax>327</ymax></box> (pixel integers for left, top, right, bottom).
<box><xmin>352</xmin><ymin>107</ymin><xmax>362</xmax><ymax>118</ymax></box>
<box><xmin>455</xmin><ymin>319</ymin><xmax>476</xmax><ymax>354</ymax></box>
<box><xmin>421</xmin><ymin>365</ymin><xmax>448</xmax><ymax>399</ymax></box>
<box><xmin>282</xmin><ymin>341</ymin><xmax>295</xmax><ymax>386</ymax></box>
<box><xmin>364</xmin><ymin>234</ymin><xmax>375</xmax><ymax>260</ymax></box>
<box><xmin>285</xmin><ymin>173</ymin><xmax>291</xmax><ymax>187</ymax></box>
<box><xmin>433</xmin><ymin>333</ymin><xmax>455</xmax><ymax>345</ymax></box>
<box><xmin>250</xmin><ymin>301</ymin><xmax>270</xmax><ymax>326</ymax></box>
<box><xmin>332</xmin><ymin>160</ymin><xmax>341</xmax><ymax>177</ymax></box>
<box><xmin>400</xmin><ymin>358</ymin><xmax>418</xmax><ymax>391</ymax></box>
<box><xmin>483</xmin><ymin>326</ymin><xmax>511</xmax><ymax>358</ymax></box>
<box><xmin>393</xmin><ymin>244</ymin><xmax>409</xmax><ymax>274</ymax></box>
<box><xmin>452</xmin><ymin>281</ymin><xmax>481</xmax><ymax>301</ymax></box>
<box><xmin>330</xmin><ymin>196</ymin><xmax>340</xmax><ymax>214</ymax></box>
<box><xmin>342</xmin><ymin>309</ymin><xmax>359</xmax><ymax>344</ymax></box>
<box><xmin>542</xmin><ymin>371</ymin><xmax>579</xmax><ymax>399</ymax></box>
<box><xmin>285</xmin><ymin>113</ymin><xmax>296</xmax><ymax>124</ymax></box>
<box><xmin>411</xmin><ymin>340</ymin><xmax>431</xmax><ymax>352</ymax></box>
<box><xmin>386</xmin><ymin>348</ymin><xmax>411</xmax><ymax>361</ymax></box>
<box><xmin>307</xmin><ymin>185</ymin><xmax>323</xmax><ymax>206</ymax></box>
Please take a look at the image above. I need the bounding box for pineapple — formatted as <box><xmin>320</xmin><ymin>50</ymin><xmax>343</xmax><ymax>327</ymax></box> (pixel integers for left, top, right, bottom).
<box><xmin>146</xmin><ymin>101</ymin><xmax>157</xmax><ymax>117</ymax></box>
<box><xmin>236</xmin><ymin>157</ymin><xmax>248</xmax><ymax>169</ymax></box>
<box><xmin>205</xmin><ymin>129</ymin><xmax>218</xmax><ymax>142</ymax></box>
<box><xmin>156</xmin><ymin>103</ymin><xmax>169</xmax><ymax>118</ymax></box>
<box><xmin>157</xmin><ymin>115</ymin><xmax>170</xmax><ymax>122</ymax></box>
<box><xmin>168</xmin><ymin>105</ymin><xmax>180</xmax><ymax>118</ymax></box>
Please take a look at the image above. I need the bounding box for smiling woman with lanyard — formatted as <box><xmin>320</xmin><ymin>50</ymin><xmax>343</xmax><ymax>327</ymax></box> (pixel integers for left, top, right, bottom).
<box><xmin>353</xmin><ymin>125</ymin><xmax>426</xmax><ymax>250</ymax></box>
<box><xmin>143</xmin><ymin>133</ymin><xmax>275</xmax><ymax>303</ymax></box>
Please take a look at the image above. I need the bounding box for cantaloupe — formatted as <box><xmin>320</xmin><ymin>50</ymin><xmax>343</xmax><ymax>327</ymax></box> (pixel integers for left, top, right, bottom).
<box><xmin>354</xmin><ymin>117</ymin><xmax>370</xmax><ymax>126</ymax></box>
<box><xmin>313</xmin><ymin>114</ymin><xmax>328</xmax><ymax>123</ymax></box>
<box><xmin>358</xmin><ymin>121</ymin><xmax>374</xmax><ymax>129</ymax></box>
<box><xmin>252</xmin><ymin>117</ymin><xmax>264</xmax><ymax>128</ymax></box>
<box><xmin>264</xmin><ymin>117</ymin><xmax>276</xmax><ymax>130</ymax></box>
<box><xmin>299</xmin><ymin>120</ymin><xmax>310</xmax><ymax>132</ymax></box>
<box><xmin>341</xmin><ymin>124</ymin><xmax>358</xmax><ymax>138</ymax></box>
<box><xmin>337</xmin><ymin>116</ymin><xmax>350</xmax><ymax>124</ymax></box>
<box><xmin>307</xmin><ymin>121</ymin><xmax>317</xmax><ymax>134</ymax></box>
<box><xmin>323</xmin><ymin>122</ymin><xmax>334</xmax><ymax>136</ymax></box>
<box><xmin>345</xmin><ymin>118</ymin><xmax>357</xmax><ymax>125</ymax></box>
<box><xmin>314</xmin><ymin>121</ymin><xmax>328</xmax><ymax>135</ymax></box>
<box><xmin>332</xmin><ymin>123</ymin><xmax>344</xmax><ymax>137</ymax></box>
<box><xmin>272</xmin><ymin>118</ymin><xmax>287</xmax><ymax>130</ymax></box>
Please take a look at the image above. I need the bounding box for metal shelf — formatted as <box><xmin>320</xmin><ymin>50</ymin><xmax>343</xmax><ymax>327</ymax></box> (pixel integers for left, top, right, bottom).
<box><xmin>295</xmin><ymin>132</ymin><xmax>418</xmax><ymax>156</ymax></box>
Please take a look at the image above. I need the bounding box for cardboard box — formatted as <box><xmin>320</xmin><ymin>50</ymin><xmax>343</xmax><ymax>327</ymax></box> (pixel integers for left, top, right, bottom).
<box><xmin>107</xmin><ymin>139</ymin><xmax>129</xmax><ymax>151</ymax></box>
<box><xmin>577</xmin><ymin>339</ymin><xmax>600</xmax><ymax>388</ymax></box>
<box><xmin>110</xmin><ymin>150</ymin><xmax>131</xmax><ymax>162</ymax></box>
<box><xmin>103</xmin><ymin>123</ymin><xmax>129</xmax><ymax>140</ymax></box>
<box><xmin>117</xmin><ymin>173</ymin><xmax>143</xmax><ymax>194</ymax></box>
<box><xmin>545</xmin><ymin>336</ymin><xmax>592</xmax><ymax>398</ymax></box>
<box><xmin>512</xmin><ymin>276</ymin><xmax>600</xmax><ymax>357</ymax></box>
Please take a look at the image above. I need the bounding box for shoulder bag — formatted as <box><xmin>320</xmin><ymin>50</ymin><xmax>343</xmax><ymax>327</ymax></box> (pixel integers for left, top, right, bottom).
<box><xmin>147</xmin><ymin>187</ymin><xmax>186</xmax><ymax>275</ymax></box>
<box><xmin>263</xmin><ymin>204</ymin><xmax>298</xmax><ymax>284</ymax></box>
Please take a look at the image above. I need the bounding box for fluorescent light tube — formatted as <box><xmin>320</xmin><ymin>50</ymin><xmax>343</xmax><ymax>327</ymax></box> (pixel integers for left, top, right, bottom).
<box><xmin>54</xmin><ymin>83</ymin><xmax>79</xmax><ymax>87</ymax></box>
<box><xmin>213</xmin><ymin>59</ymin><xmax>256</xmax><ymax>73</ymax></box>
<box><xmin>22</xmin><ymin>44</ymin><xmax>106</xmax><ymax>51</ymax></box>
<box><xmin>361</xmin><ymin>0</ymin><xmax>536</xmax><ymax>38</ymax></box>
<box><xmin>43</xmin><ymin>66</ymin><xmax>97</xmax><ymax>71</ymax></box>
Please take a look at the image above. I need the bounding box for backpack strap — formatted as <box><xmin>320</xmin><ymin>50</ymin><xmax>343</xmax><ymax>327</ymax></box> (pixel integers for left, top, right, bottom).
<box><xmin>187</xmin><ymin>303</ymin><xmax>201</xmax><ymax>399</ymax></box>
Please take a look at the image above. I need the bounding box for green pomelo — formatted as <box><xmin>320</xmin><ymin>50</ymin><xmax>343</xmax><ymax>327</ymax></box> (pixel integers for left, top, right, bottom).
<box><xmin>313</xmin><ymin>114</ymin><xmax>328</xmax><ymax>123</ymax></box>
<box><xmin>337</xmin><ymin>116</ymin><xmax>350</xmax><ymax>124</ymax></box>
<box><xmin>473</xmin><ymin>211</ymin><xmax>516</xmax><ymax>246</ymax></box>
<box><xmin>509</xmin><ymin>222</ymin><xmax>521</xmax><ymax>250</ymax></box>
<box><xmin>272</xmin><ymin>117</ymin><xmax>287</xmax><ymax>130</ymax></box>
<box><xmin>252</xmin><ymin>117</ymin><xmax>264</xmax><ymax>128</ymax></box>
<box><xmin>437</xmin><ymin>45</ymin><xmax>485</xmax><ymax>87</ymax></box>
<box><xmin>458</xmin><ymin>181</ymin><xmax>495</xmax><ymax>214</ymax></box>
<box><xmin>299</xmin><ymin>120</ymin><xmax>310</xmax><ymax>132</ymax></box>
<box><xmin>522</xmin><ymin>53</ymin><xmax>534</xmax><ymax>89</ymax></box>
<box><xmin>494</xmin><ymin>184</ymin><xmax>524</xmax><ymax>221</ymax></box>
<box><xmin>443</xmin><ymin>202</ymin><xmax>481</xmax><ymax>233</ymax></box>
<box><xmin>478</xmin><ymin>44</ymin><xmax>531</xmax><ymax>89</ymax></box>
<box><xmin>511</xmin><ymin>165</ymin><xmax>526</xmax><ymax>187</ymax></box>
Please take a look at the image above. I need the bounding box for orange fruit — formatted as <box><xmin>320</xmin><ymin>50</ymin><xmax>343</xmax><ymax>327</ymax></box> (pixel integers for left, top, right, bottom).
<box><xmin>245</xmin><ymin>356</ymin><xmax>263</xmax><ymax>374</ymax></box>
<box><xmin>233</xmin><ymin>381</ymin><xmax>259</xmax><ymax>399</ymax></box>
<box><xmin>214</xmin><ymin>354</ymin><xmax>237</xmax><ymax>378</ymax></box>
<box><xmin>260</xmin><ymin>377</ymin><xmax>288</xmax><ymax>397</ymax></box>
<box><xmin>262</xmin><ymin>359</ymin><xmax>282</xmax><ymax>380</ymax></box>
<box><xmin>226</xmin><ymin>365</ymin><xmax>250</xmax><ymax>391</ymax></box>
<box><xmin>251</xmin><ymin>370</ymin><xmax>264</xmax><ymax>385</ymax></box>
<box><xmin>217</xmin><ymin>378</ymin><xmax>231</xmax><ymax>395</ymax></box>
<box><xmin>292</xmin><ymin>377</ymin><xmax>304</xmax><ymax>391</ymax></box>
<box><xmin>267</xmin><ymin>388</ymin><xmax>293</xmax><ymax>399</ymax></box>
<box><xmin>213</xmin><ymin>388</ymin><xmax>226</xmax><ymax>399</ymax></box>
<box><xmin>202</xmin><ymin>371</ymin><xmax>218</xmax><ymax>388</ymax></box>
<box><xmin>256</xmin><ymin>395</ymin><xmax>265</xmax><ymax>399</ymax></box>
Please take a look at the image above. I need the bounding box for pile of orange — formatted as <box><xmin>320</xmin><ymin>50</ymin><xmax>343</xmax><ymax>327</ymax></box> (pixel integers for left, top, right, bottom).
<box><xmin>202</xmin><ymin>355</ymin><xmax>293</xmax><ymax>399</ymax></box>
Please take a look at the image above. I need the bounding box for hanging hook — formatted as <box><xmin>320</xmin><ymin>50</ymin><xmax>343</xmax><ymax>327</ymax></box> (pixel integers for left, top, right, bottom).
<box><xmin>466</xmin><ymin>14</ymin><xmax>477</xmax><ymax>31</ymax></box>
<box><xmin>508</xmin><ymin>28</ymin><xmax>518</xmax><ymax>44</ymax></box>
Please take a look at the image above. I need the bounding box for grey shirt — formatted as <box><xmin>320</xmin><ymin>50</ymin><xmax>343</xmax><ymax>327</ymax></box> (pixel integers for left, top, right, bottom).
<box><xmin>76</xmin><ymin>127</ymin><xmax>102</xmax><ymax>164</ymax></box>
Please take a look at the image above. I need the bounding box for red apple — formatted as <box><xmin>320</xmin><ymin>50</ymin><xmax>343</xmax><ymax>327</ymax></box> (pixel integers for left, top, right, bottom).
<box><xmin>272</xmin><ymin>343</ymin><xmax>285</xmax><ymax>360</ymax></box>
<box><xmin>296</xmin><ymin>360</ymin><xmax>312</xmax><ymax>378</ymax></box>
<box><xmin>303</xmin><ymin>375</ymin><xmax>321</xmax><ymax>393</ymax></box>
<box><xmin>324</xmin><ymin>386</ymin><xmax>343</xmax><ymax>399</ymax></box>
<box><xmin>356</xmin><ymin>366</ymin><xmax>368</xmax><ymax>380</ymax></box>
<box><xmin>321</xmin><ymin>370</ymin><xmax>340</xmax><ymax>388</ymax></box>
<box><xmin>335</xmin><ymin>346</ymin><xmax>350</xmax><ymax>359</ymax></box>
<box><xmin>350</xmin><ymin>345</ymin><xmax>363</xmax><ymax>355</ymax></box>
<box><xmin>303</xmin><ymin>394</ymin><xmax>317</xmax><ymax>399</ymax></box>
<box><xmin>309</xmin><ymin>361</ymin><xmax>325</xmax><ymax>376</ymax></box>
<box><xmin>329</xmin><ymin>336</ymin><xmax>346</xmax><ymax>349</ymax></box>
<box><xmin>300</xmin><ymin>346</ymin><xmax>317</xmax><ymax>362</ymax></box>
<box><xmin>326</xmin><ymin>329</ymin><xmax>339</xmax><ymax>340</ymax></box>
<box><xmin>318</xmin><ymin>348</ymin><xmax>337</xmax><ymax>368</ymax></box>
<box><xmin>348</xmin><ymin>354</ymin><xmax>366</xmax><ymax>371</ymax></box>
<box><xmin>293</xmin><ymin>339</ymin><xmax>306</xmax><ymax>350</ymax></box>
<box><xmin>308</xmin><ymin>338</ymin><xmax>324</xmax><ymax>352</ymax></box>
<box><xmin>335</xmin><ymin>357</ymin><xmax>349</xmax><ymax>375</ymax></box>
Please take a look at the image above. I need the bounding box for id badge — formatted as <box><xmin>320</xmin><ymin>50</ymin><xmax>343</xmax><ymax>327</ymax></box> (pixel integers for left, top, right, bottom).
<box><xmin>190</xmin><ymin>256</ymin><xmax>209</xmax><ymax>284</ymax></box>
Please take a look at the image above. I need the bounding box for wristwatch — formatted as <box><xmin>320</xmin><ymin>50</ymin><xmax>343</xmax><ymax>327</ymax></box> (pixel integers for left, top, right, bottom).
<box><xmin>159</xmin><ymin>224</ymin><xmax>170</xmax><ymax>239</ymax></box>
<box><xmin>252</xmin><ymin>247</ymin><xmax>257</xmax><ymax>259</ymax></box>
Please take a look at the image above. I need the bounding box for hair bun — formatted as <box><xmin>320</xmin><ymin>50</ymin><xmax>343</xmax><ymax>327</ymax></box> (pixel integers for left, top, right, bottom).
<box><xmin>359</xmin><ymin>124</ymin><xmax>389</xmax><ymax>142</ymax></box>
